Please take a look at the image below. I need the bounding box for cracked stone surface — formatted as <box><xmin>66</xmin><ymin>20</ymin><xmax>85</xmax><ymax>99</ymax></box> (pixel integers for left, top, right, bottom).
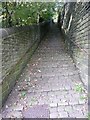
<box><xmin>1</xmin><ymin>25</ymin><xmax>88</xmax><ymax>118</ymax></box>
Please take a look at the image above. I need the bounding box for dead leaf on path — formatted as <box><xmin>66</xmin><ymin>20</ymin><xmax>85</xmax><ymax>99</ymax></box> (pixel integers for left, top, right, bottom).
<box><xmin>32</xmin><ymin>85</ymin><xmax>35</xmax><ymax>88</ymax></box>
<box><xmin>15</xmin><ymin>89</ymin><xmax>18</xmax><ymax>91</ymax></box>
<box><xmin>34</xmin><ymin>79</ymin><xmax>37</xmax><ymax>82</ymax></box>
<box><xmin>33</xmin><ymin>64</ymin><xmax>35</xmax><ymax>66</ymax></box>
<box><xmin>6</xmin><ymin>105</ymin><xmax>8</xmax><ymax>108</ymax></box>
<box><xmin>18</xmin><ymin>86</ymin><xmax>28</xmax><ymax>91</ymax></box>
<box><xmin>30</xmin><ymin>72</ymin><xmax>32</xmax><ymax>75</ymax></box>
<box><xmin>25</xmin><ymin>79</ymin><xmax>27</xmax><ymax>81</ymax></box>
<box><xmin>23</xmin><ymin>105</ymin><xmax>28</xmax><ymax>110</ymax></box>
<box><xmin>28</xmin><ymin>77</ymin><xmax>31</xmax><ymax>81</ymax></box>
<box><xmin>38</xmin><ymin>58</ymin><xmax>41</xmax><ymax>61</ymax></box>
<box><xmin>14</xmin><ymin>102</ymin><xmax>17</xmax><ymax>105</ymax></box>
<box><xmin>34</xmin><ymin>73</ymin><xmax>36</xmax><ymax>75</ymax></box>
<box><xmin>24</xmin><ymin>101</ymin><xmax>27</xmax><ymax>104</ymax></box>
<box><xmin>38</xmin><ymin>70</ymin><xmax>41</xmax><ymax>73</ymax></box>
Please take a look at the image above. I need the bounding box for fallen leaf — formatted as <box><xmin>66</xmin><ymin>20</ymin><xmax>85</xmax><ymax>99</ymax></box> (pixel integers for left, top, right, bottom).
<box><xmin>38</xmin><ymin>70</ymin><xmax>41</xmax><ymax>73</ymax></box>
<box><xmin>34</xmin><ymin>79</ymin><xmax>37</xmax><ymax>82</ymax></box>
<box><xmin>33</xmin><ymin>64</ymin><xmax>35</xmax><ymax>66</ymax></box>
<box><xmin>6</xmin><ymin>105</ymin><xmax>8</xmax><ymax>108</ymax></box>
<box><xmin>38</xmin><ymin>58</ymin><xmax>41</xmax><ymax>61</ymax></box>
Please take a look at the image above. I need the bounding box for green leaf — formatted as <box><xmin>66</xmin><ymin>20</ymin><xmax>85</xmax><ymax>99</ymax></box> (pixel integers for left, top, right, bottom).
<box><xmin>21</xmin><ymin>91</ymin><xmax>26</xmax><ymax>97</ymax></box>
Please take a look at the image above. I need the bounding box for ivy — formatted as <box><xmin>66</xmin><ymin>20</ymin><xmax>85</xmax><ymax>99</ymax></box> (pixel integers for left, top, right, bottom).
<box><xmin>1</xmin><ymin>2</ymin><xmax>57</xmax><ymax>28</ymax></box>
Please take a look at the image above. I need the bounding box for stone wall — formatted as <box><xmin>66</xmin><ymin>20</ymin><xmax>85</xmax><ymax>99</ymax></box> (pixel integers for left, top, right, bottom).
<box><xmin>0</xmin><ymin>21</ymin><xmax>50</xmax><ymax>107</ymax></box>
<box><xmin>60</xmin><ymin>2</ymin><xmax>90</xmax><ymax>87</ymax></box>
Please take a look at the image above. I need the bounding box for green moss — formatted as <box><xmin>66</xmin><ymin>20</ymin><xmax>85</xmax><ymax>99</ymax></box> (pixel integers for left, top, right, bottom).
<box><xmin>88</xmin><ymin>112</ymin><xmax>90</xmax><ymax>120</ymax></box>
<box><xmin>75</xmin><ymin>84</ymin><xmax>84</xmax><ymax>93</ymax></box>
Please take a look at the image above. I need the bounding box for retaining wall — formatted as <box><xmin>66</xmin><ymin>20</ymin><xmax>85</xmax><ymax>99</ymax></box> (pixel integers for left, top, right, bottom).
<box><xmin>60</xmin><ymin>2</ymin><xmax>90</xmax><ymax>87</ymax></box>
<box><xmin>0</xmin><ymin>21</ymin><xmax>50</xmax><ymax>107</ymax></box>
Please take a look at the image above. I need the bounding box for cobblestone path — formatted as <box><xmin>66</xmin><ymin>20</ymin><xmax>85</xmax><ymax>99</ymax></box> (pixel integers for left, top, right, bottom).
<box><xmin>2</xmin><ymin>25</ymin><xmax>88</xmax><ymax>118</ymax></box>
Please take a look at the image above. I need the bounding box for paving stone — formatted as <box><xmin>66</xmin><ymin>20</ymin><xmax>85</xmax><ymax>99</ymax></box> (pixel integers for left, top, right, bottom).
<box><xmin>38</xmin><ymin>98</ymin><xmax>48</xmax><ymax>105</ymax></box>
<box><xmin>58</xmin><ymin>100</ymin><xmax>69</xmax><ymax>106</ymax></box>
<box><xmin>50</xmin><ymin>103</ymin><xmax>57</xmax><ymax>107</ymax></box>
<box><xmin>50</xmin><ymin>112</ymin><xmax>58</xmax><ymax>118</ymax></box>
<box><xmin>69</xmin><ymin>100</ymin><xmax>79</xmax><ymax>105</ymax></box>
<box><xmin>64</xmin><ymin>105</ymin><xmax>73</xmax><ymax>112</ymax></box>
<box><xmin>1</xmin><ymin>25</ymin><xmax>88</xmax><ymax>118</ymax></box>
<box><xmin>51</xmin><ymin>85</ymin><xmax>61</xmax><ymax>91</ymax></box>
<box><xmin>58</xmin><ymin>106</ymin><xmax>65</xmax><ymax>112</ymax></box>
<box><xmin>48</xmin><ymin>91</ymin><xmax>56</xmax><ymax>96</ymax></box>
<box><xmin>10</xmin><ymin>105</ymin><xmax>23</xmax><ymax>111</ymax></box>
<box><xmin>58</xmin><ymin>111</ymin><xmax>69</xmax><ymax>118</ymax></box>
<box><xmin>68</xmin><ymin>110</ymin><xmax>85</xmax><ymax>118</ymax></box>
<box><xmin>56</xmin><ymin>91</ymin><xmax>68</xmax><ymax>98</ymax></box>
<box><xmin>64</xmin><ymin>84</ymin><xmax>72</xmax><ymax>90</ymax></box>
<box><xmin>72</xmin><ymin>104</ymin><xmax>88</xmax><ymax>113</ymax></box>
<box><xmin>49</xmin><ymin>107</ymin><xmax>58</xmax><ymax>113</ymax></box>
<box><xmin>65</xmin><ymin>92</ymin><xmax>80</xmax><ymax>105</ymax></box>
<box><xmin>22</xmin><ymin>105</ymin><xmax>49</xmax><ymax>118</ymax></box>
<box><xmin>5</xmin><ymin>111</ymin><xmax>22</xmax><ymax>118</ymax></box>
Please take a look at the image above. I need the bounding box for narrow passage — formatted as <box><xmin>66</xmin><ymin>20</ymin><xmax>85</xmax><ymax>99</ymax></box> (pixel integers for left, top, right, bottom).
<box><xmin>2</xmin><ymin>25</ymin><xmax>88</xmax><ymax>118</ymax></box>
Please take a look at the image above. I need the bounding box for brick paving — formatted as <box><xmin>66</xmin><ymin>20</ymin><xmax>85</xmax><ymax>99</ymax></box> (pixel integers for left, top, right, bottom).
<box><xmin>1</xmin><ymin>25</ymin><xmax>88</xmax><ymax>118</ymax></box>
